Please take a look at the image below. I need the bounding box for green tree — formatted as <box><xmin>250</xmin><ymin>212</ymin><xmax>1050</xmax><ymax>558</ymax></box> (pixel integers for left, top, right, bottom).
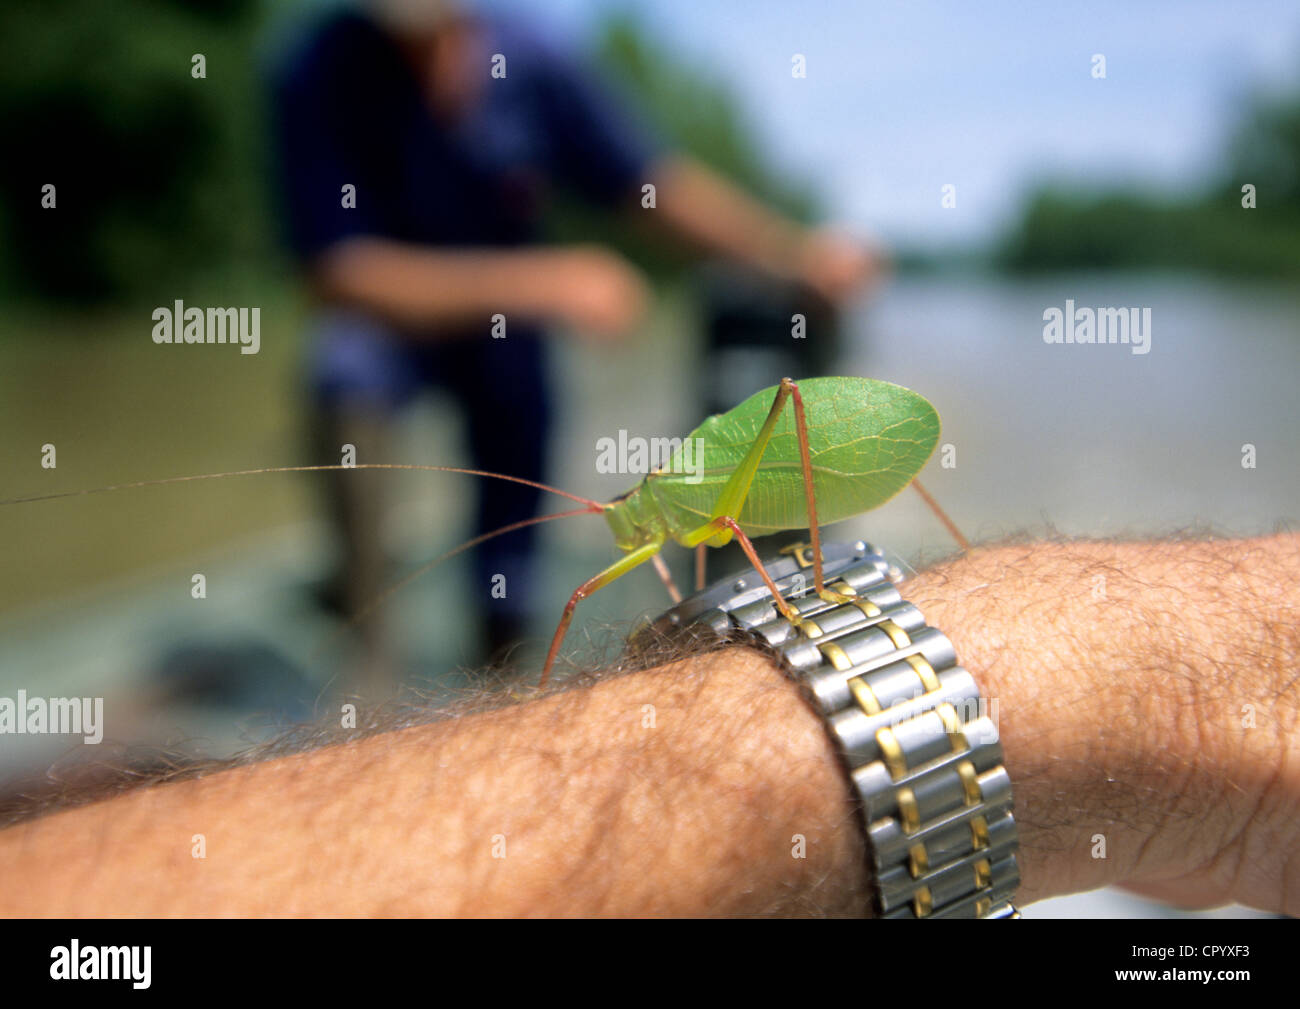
<box><xmin>999</xmin><ymin>70</ymin><xmax>1300</xmax><ymax>276</ymax></box>
<box><xmin>0</xmin><ymin>0</ymin><xmax>270</xmax><ymax>305</ymax></box>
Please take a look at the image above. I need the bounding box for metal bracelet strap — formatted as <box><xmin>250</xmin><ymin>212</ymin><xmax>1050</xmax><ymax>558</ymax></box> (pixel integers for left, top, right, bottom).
<box><xmin>669</xmin><ymin>540</ymin><xmax>1021</xmax><ymax>918</ymax></box>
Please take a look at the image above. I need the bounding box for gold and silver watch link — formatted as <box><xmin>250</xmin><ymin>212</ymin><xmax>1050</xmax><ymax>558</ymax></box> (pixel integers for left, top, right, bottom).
<box><xmin>642</xmin><ymin>539</ymin><xmax>1021</xmax><ymax>918</ymax></box>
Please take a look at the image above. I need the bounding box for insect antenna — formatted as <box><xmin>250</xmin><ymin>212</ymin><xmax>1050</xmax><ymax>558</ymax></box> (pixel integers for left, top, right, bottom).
<box><xmin>327</xmin><ymin>506</ymin><xmax>597</xmax><ymax>650</ymax></box>
<box><xmin>0</xmin><ymin>464</ymin><xmax>608</xmax><ymax>512</ymax></box>
<box><xmin>306</xmin><ymin>504</ymin><xmax>601</xmax><ymax>707</ymax></box>
<box><xmin>2</xmin><ymin>462</ymin><xmax>609</xmax><ymax>684</ymax></box>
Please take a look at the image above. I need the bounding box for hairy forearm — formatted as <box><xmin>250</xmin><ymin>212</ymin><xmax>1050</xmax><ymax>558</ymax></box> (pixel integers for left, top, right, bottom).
<box><xmin>1</xmin><ymin>535</ymin><xmax>1296</xmax><ymax>916</ymax></box>
<box><xmin>0</xmin><ymin>649</ymin><xmax>862</xmax><ymax>916</ymax></box>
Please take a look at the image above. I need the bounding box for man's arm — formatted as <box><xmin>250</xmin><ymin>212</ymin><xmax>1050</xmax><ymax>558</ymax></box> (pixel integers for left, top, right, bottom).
<box><xmin>307</xmin><ymin>156</ymin><xmax>879</xmax><ymax>337</ymax></box>
<box><xmin>310</xmin><ymin>239</ymin><xmax>649</xmax><ymax>340</ymax></box>
<box><xmin>1</xmin><ymin>534</ymin><xmax>1296</xmax><ymax>916</ymax></box>
<box><xmin>645</xmin><ymin>155</ymin><xmax>883</xmax><ymax>304</ymax></box>
<box><xmin>0</xmin><ymin>648</ymin><xmax>864</xmax><ymax>916</ymax></box>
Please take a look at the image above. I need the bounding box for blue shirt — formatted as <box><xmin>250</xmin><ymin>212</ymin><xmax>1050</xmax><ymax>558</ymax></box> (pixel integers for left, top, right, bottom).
<box><xmin>270</xmin><ymin>9</ymin><xmax>659</xmax><ymax>262</ymax></box>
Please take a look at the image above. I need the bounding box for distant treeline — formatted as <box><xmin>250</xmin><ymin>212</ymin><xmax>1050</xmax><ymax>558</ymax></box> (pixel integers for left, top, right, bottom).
<box><xmin>0</xmin><ymin>0</ymin><xmax>270</xmax><ymax>305</ymax></box>
<box><xmin>998</xmin><ymin>86</ymin><xmax>1300</xmax><ymax>276</ymax></box>
<box><xmin>5</xmin><ymin>0</ymin><xmax>1292</xmax><ymax>307</ymax></box>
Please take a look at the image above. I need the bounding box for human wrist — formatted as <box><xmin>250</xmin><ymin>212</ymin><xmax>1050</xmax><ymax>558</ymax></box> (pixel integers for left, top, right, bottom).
<box><xmin>905</xmin><ymin>537</ymin><xmax>1299</xmax><ymax>911</ymax></box>
<box><xmin>646</xmin><ymin>540</ymin><xmax>1026</xmax><ymax>917</ymax></box>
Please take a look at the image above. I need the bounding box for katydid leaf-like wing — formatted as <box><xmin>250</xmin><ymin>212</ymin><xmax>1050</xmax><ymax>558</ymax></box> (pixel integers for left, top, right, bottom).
<box><xmin>645</xmin><ymin>376</ymin><xmax>940</xmax><ymax>540</ymax></box>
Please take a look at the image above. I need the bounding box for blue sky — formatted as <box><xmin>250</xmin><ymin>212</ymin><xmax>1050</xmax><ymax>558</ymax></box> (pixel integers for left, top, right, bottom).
<box><xmin>483</xmin><ymin>0</ymin><xmax>1300</xmax><ymax>248</ymax></box>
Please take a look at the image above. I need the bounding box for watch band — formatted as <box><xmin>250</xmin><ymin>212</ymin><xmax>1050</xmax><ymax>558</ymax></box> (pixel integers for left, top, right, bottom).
<box><xmin>643</xmin><ymin>539</ymin><xmax>1021</xmax><ymax>918</ymax></box>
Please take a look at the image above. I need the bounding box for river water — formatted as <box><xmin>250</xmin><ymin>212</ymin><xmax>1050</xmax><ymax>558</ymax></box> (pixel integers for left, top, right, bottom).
<box><xmin>849</xmin><ymin>272</ymin><xmax>1299</xmax><ymax>548</ymax></box>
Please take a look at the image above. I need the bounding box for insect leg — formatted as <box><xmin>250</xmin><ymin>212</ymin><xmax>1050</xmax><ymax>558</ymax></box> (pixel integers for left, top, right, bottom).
<box><xmin>694</xmin><ymin>544</ymin><xmax>707</xmax><ymax>592</ymax></box>
<box><xmin>540</xmin><ymin>538</ymin><xmax>665</xmax><ymax>688</ymax></box>
<box><xmin>687</xmin><ymin>377</ymin><xmax>823</xmax><ymax>617</ymax></box>
<box><xmin>910</xmin><ymin>477</ymin><xmax>971</xmax><ymax>552</ymax></box>
<box><xmin>706</xmin><ymin>378</ymin><xmax>794</xmax><ymax>523</ymax></box>
<box><xmin>707</xmin><ymin>376</ymin><xmax>851</xmax><ymax>605</ymax></box>
<box><xmin>785</xmin><ymin>380</ymin><xmax>855</xmax><ymax>605</ymax></box>
<box><xmin>682</xmin><ymin>516</ymin><xmax>801</xmax><ymax>624</ymax></box>
<box><xmin>651</xmin><ymin>552</ymin><xmax>682</xmax><ymax>604</ymax></box>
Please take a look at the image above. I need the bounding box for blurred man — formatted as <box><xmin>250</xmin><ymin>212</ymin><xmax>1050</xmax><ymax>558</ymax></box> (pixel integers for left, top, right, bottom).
<box><xmin>270</xmin><ymin>0</ymin><xmax>879</xmax><ymax>679</ymax></box>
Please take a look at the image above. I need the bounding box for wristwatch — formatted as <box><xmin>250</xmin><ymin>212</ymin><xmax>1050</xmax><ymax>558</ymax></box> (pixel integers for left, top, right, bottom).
<box><xmin>638</xmin><ymin>539</ymin><xmax>1021</xmax><ymax>918</ymax></box>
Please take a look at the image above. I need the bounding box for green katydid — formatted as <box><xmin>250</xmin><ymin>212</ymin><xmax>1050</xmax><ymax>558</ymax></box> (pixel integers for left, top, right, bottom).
<box><xmin>3</xmin><ymin>375</ymin><xmax>962</xmax><ymax>689</ymax></box>
<box><xmin>540</xmin><ymin>375</ymin><xmax>951</xmax><ymax>685</ymax></box>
